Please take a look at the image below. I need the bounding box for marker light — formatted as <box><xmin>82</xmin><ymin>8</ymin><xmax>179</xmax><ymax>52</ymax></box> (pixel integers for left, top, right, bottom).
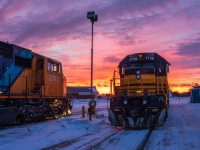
<box><xmin>143</xmin><ymin>100</ymin><xmax>147</xmax><ymax>104</ymax></box>
<box><xmin>124</xmin><ymin>100</ymin><xmax>128</xmax><ymax>105</ymax></box>
<box><xmin>136</xmin><ymin>74</ymin><xmax>141</xmax><ymax>79</ymax></box>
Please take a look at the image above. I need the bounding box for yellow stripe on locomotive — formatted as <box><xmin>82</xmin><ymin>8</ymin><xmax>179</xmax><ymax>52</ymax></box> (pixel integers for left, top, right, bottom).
<box><xmin>0</xmin><ymin>41</ymin><xmax>71</xmax><ymax>124</ymax></box>
<box><xmin>109</xmin><ymin>52</ymin><xmax>170</xmax><ymax>128</ymax></box>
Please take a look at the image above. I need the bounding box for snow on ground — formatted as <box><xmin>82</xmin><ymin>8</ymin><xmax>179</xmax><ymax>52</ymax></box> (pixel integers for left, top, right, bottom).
<box><xmin>145</xmin><ymin>97</ymin><xmax>200</xmax><ymax>150</ymax></box>
<box><xmin>0</xmin><ymin>97</ymin><xmax>200</xmax><ymax>150</ymax></box>
<box><xmin>0</xmin><ymin>99</ymin><xmax>113</xmax><ymax>150</ymax></box>
<box><xmin>72</xmin><ymin>98</ymin><xmax>110</xmax><ymax>113</ymax></box>
<box><xmin>96</xmin><ymin>129</ymin><xmax>148</xmax><ymax>150</ymax></box>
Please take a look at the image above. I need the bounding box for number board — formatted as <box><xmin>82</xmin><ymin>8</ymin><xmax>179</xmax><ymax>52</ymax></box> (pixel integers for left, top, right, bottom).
<box><xmin>129</xmin><ymin>53</ymin><xmax>155</xmax><ymax>62</ymax></box>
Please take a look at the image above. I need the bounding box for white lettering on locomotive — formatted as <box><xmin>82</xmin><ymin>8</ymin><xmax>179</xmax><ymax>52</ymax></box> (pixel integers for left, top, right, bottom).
<box><xmin>145</xmin><ymin>53</ymin><xmax>154</xmax><ymax>61</ymax></box>
<box><xmin>129</xmin><ymin>57</ymin><xmax>137</xmax><ymax>62</ymax></box>
<box><xmin>50</xmin><ymin>75</ymin><xmax>58</xmax><ymax>82</ymax></box>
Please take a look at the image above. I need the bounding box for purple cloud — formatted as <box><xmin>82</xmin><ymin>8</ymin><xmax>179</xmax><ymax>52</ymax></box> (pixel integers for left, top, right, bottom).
<box><xmin>175</xmin><ymin>42</ymin><xmax>200</xmax><ymax>56</ymax></box>
<box><xmin>103</xmin><ymin>56</ymin><xmax>121</xmax><ymax>63</ymax></box>
<box><xmin>0</xmin><ymin>0</ymin><xmax>200</xmax><ymax>73</ymax></box>
<box><xmin>0</xmin><ymin>0</ymin><xmax>182</xmax><ymax>49</ymax></box>
<box><xmin>170</xmin><ymin>56</ymin><xmax>199</xmax><ymax>69</ymax></box>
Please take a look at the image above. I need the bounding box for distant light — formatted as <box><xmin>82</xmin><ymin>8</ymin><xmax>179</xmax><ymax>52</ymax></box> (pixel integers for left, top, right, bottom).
<box><xmin>68</xmin><ymin>110</ymin><xmax>71</xmax><ymax>115</ymax></box>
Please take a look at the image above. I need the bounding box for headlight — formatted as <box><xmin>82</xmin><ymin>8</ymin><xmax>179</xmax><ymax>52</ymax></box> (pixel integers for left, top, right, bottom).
<box><xmin>136</xmin><ymin>74</ymin><xmax>141</xmax><ymax>79</ymax></box>
<box><xmin>124</xmin><ymin>100</ymin><xmax>128</xmax><ymax>104</ymax></box>
<box><xmin>143</xmin><ymin>100</ymin><xmax>147</xmax><ymax>104</ymax></box>
<box><xmin>68</xmin><ymin>109</ymin><xmax>71</xmax><ymax>115</ymax></box>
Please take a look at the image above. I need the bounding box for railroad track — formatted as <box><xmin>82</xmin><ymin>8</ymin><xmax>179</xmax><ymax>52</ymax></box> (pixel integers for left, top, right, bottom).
<box><xmin>137</xmin><ymin>127</ymin><xmax>155</xmax><ymax>150</ymax></box>
<box><xmin>89</xmin><ymin>127</ymin><xmax>125</xmax><ymax>150</ymax></box>
<box><xmin>41</xmin><ymin>127</ymin><xmax>125</xmax><ymax>150</ymax></box>
<box><xmin>89</xmin><ymin>127</ymin><xmax>154</xmax><ymax>150</ymax></box>
<box><xmin>0</xmin><ymin>108</ymin><xmax>108</xmax><ymax>131</ymax></box>
<box><xmin>1</xmin><ymin>107</ymin><xmax>155</xmax><ymax>150</ymax></box>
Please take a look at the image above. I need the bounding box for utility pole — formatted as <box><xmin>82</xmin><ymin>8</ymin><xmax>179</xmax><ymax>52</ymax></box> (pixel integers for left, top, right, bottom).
<box><xmin>87</xmin><ymin>11</ymin><xmax>98</xmax><ymax>118</ymax></box>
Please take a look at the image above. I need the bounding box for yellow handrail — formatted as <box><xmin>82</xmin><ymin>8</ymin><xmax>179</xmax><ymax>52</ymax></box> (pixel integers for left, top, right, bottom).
<box><xmin>157</xmin><ymin>76</ymin><xmax>159</xmax><ymax>95</ymax></box>
<box><xmin>161</xmin><ymin>78</ymin><xmax>166</xmax><ymax>96</ymax></box>
<box><xmin>127</xmin><ymin>78</ymin><xmax>129</xmax><ymax>96</ymax></box>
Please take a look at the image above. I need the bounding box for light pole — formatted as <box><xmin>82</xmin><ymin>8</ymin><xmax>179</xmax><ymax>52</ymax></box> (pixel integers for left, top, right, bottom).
<box><xmin>87</xmin><ymin>11</ymin><xmax>98</xmax><ymax>117</ymax></box>
<box><xmin>87</xmin><ymin>11</ymin><xmax>98</xmax><ymax>100</ymax></box>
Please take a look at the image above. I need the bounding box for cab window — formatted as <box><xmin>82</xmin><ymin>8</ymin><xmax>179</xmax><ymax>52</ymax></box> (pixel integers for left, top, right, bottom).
<box><xmin>47</xmin><ymin>61</ymin><xmax>61</xmax><ymax>73</ymax></box>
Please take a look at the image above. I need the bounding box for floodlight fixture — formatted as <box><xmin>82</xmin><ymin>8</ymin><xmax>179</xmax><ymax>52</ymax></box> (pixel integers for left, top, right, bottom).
<box><xmin>87</xmin><ymin>11</ymin><xmax>98</xmax><ymax>23</ymax></box>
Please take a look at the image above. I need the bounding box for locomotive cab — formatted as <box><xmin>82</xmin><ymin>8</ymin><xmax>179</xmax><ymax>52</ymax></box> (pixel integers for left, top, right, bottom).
<box><xmin>109</xmin><ymin>53</ymin><xmax>170</xmax><ymax>128</ymax></box>
<box><xmin>0</xmin><ymin>41</ymin><xmax>71</xmax><ymax>124</ymax></box>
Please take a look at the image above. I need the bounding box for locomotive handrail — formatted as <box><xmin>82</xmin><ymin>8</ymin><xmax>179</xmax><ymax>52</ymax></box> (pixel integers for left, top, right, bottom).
<box><xmin>140</xmin><ymin>78</ymin><xmax>144</xmax><ymax>95</ymax></box>
<box><xmin>3</xmin><ymin>73</ymin><xmax>32</xmax><ymax>78</ymax></box>
<box><xmin>127</xmin><ymin>78</ymin><xmax>129</xmax><ymax>96</ymax></box>
<box><xmin>161</xmin><ymin>77</ymin><xmax>167</xmax><ymax>99</ymax></box>
<box><xmin>157</xmin><ymin>77</ymin><xmax>159</xmax><ymax>95</ymax></box>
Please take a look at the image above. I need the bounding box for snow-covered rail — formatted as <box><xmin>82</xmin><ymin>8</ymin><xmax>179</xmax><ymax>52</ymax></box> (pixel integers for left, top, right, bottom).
<box><xmin>137</xmin><ymin>127</ymin><xmax>154</xmax><ymax>150</ymax></box>
<box><xmin>89</xmin><ymin>128</ymin><xmax>152</xmax><ymax>150</ymax></box>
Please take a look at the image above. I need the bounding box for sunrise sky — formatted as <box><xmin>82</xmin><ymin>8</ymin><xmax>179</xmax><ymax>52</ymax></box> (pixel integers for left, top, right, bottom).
<box><xmin>0</xmin><ymin>0</ymin><xmax>200</xmax><ymax>94</ymax></box>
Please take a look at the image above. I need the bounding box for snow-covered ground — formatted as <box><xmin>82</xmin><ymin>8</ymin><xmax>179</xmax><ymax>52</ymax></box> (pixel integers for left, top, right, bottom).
<box><xmin>0</xmin><ymin>99</ymin><xmax>111</xmax><ymax>150</ymax></box>
<box><xmin>72</xmin><ymin>98</ymin><xmax>110</xmax><ymax>113</ymax></box>
<box><xmin>0</xmin><ymin>97</ymin><xmax>199</xmax><ymax>150</ymax></box>
<box><xmin>145</xmin><ymin>97</ymin><xmax>200</xmax><ymax>150</ymax></box>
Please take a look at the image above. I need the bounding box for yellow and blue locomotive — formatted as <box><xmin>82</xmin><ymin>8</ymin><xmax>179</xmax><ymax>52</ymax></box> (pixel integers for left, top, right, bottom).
<box><xmin>0</xmin><ymin>41</ymin><xmax>71</xmax><ymax>124</ymax></box>
<box><xmin>109</xmin><ymin>53</ymin><xmax>170</xmax><ymax>128</ymax></box>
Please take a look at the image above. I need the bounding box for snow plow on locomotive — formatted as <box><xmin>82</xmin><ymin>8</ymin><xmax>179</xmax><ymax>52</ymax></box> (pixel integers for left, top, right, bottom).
<box><xmin>0</xmin><ymin>41</ymin><xmax>71</xmax><ymax>124</ymax></box>
<box><xmin>109</xmin><ymin>53</ymin><xmax>170</xmax><ymax>128</ymax></box>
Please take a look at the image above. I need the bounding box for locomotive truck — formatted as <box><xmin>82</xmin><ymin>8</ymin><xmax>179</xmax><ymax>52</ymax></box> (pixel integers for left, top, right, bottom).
<box><xmin>109</xmin><ymin>53</ymin><xmax>170</xmax><ymax>128</ymax></box>
<box><xmin>0</xmin><ymin>41</ymin><xmax>71</xmax><ymax>124</ymax></box>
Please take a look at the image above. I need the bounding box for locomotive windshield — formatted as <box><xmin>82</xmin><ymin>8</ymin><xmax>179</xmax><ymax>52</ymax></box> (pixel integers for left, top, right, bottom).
<box><xmin>130</xmin><ymin>62</ymin><xmax>154</xmax><ymax>67</ymax></box>
<box><xmin>124</xmin><ymin>66</ymin><xmax>155</xmax><ymax>75</ymax></box>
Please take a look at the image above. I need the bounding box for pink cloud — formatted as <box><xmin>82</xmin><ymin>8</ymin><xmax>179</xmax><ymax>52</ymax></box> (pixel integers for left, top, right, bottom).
<box><xmin>0</xmin><ymin>0</ymin><xmax>200</xmax><ymax>93</ymax></box>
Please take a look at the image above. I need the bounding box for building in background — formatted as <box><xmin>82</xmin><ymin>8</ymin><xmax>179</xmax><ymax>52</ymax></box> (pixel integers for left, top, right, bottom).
<box><xmin>67</xmin><ymin>86</ymin><xmax>99</xmax><ymax>99</ymax></box>
<box><xmin>190</xmin><ymin>88</ymin><xmax>200</xmax><ymax>103</ymax></box>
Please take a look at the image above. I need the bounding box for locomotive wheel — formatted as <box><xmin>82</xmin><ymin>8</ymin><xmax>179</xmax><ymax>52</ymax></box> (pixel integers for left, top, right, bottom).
<box><xmin>165</xmin><ymin>107</ymin><xmax>168</xmax><ymax>118</ymax></box>
<box><xmin>15</xmin><ymin>115</ymin><xmax>26</xmax><ymax>125</ymax></box>
<box><xmin>53</xmin><ymin>113</ymin><xmax>60</xmax><ymax>119</ymax></box>
<box><xmin>108</xmin><ymin>109</ymin><xmax>118</xmax><ymax>126</ymax></box>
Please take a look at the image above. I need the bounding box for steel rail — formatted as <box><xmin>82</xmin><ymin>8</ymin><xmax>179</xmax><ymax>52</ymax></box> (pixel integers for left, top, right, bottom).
<box><xmin>137</xmin><ymin>127</ymin><xmax>155</xmax><ymax>150</ymax></box>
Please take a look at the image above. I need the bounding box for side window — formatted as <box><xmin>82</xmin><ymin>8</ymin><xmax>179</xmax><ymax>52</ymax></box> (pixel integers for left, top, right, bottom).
<box><xmin>47</xmin><ymin>61</ymin><xmax>61</xmax><ymax>73</ymax></box>
<box><xmin>122</xmin><ymin>67</ymin><xmax>125</xmax><ymax>75</ymax></box>
<box><xmin>58</xmin><ymin>64</ymin><xmax>61</xmax><ymax>73</ymax></box>
<box><xmin>15</xmin><ymin>55</ymin><xmax>32</xmax><ymax>68</ymax></box>
<box><xmin>48</xmin><ymin>62</ymin><xmax>51</xmax><ymax>72</ymax></box>
<box><xmin>51</xmin><ymin>64</ymin><xmax>54</xmax><ymax>72</ymax></box>
<box><xmin>166</xmin><ymin>64</ymin><xmax>169</xmax><ymax>73</ymax></box>
<box><xmin>53</xmin><ymin>64</ymin><xmax>58</xmax><ymax>72</ymax></box>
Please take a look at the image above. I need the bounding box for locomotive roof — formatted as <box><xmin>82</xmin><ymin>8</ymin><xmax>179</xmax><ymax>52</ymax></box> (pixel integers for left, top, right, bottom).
<box><xmin>118</xmin><ymin>52</ymin><xmax>171</xmax><ymax>68</ymax></box>
<box><xmin>0</xmin><ymin>41</ymin><xmax>61</xmax><ymax>64</ymax></box>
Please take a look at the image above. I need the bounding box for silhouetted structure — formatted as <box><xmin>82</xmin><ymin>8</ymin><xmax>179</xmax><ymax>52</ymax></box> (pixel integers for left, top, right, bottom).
<box><xmin>68</xmin><ymin>86</ymin><xmax>99</xmax><ymax>99</ymax></box>
<box><xmin>190</xmin><ymin>88</ymin><xmax>200</xmax><ymax>103</ymax></box>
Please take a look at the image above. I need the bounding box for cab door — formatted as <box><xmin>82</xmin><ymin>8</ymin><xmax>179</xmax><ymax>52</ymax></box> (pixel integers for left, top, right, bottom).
<box><xmin>34</xmin><ymin>58</ymin><xmax>44</xmax><ymax>96</ymax></box>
